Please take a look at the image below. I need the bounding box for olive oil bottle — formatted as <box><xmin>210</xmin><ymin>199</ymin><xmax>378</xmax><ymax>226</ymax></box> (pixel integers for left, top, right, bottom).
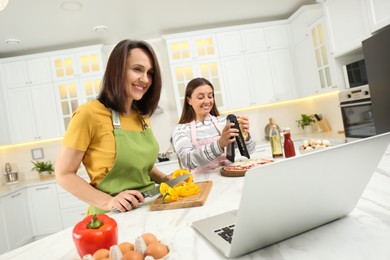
<box><xmin>269</xmin><ymin>118</ymin><xmax>283</xmax><ymax>158</ymax></box>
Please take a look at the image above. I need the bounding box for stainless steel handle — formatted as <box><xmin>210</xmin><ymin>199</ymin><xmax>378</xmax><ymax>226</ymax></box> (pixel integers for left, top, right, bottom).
<box><xmin>340</xmin><ymin>101</ymin><xmax>372</xmax><ymax>107</ymax></box>
<box><xmin>11</xmin><ymin>192</ymin><xmax>22</xmax><ymax>198</ymax></box>
<box><xmin>36</xmin><ymin>186</ymin><xmax>50</xmax><ymax>191</ymax></box>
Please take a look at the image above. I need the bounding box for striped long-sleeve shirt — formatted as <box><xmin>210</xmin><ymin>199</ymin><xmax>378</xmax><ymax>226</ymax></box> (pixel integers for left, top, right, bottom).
<box><xmin>171</xmin><ymin>115</ymin><xmax>256</xmax><ymax>170</ymax></box>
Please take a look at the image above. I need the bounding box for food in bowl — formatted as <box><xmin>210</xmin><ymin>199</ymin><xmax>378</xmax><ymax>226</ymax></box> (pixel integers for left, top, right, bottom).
<box><xmin>299</xmin><ymin>139</ymin><xmax>331</xmax><ymax>153</ymax></box>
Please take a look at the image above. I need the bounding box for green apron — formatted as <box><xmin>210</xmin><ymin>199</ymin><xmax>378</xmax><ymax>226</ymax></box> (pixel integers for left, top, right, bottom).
<box><xmin>88</xmin><ymin>110</ymin><xmax>158</xmax><ymax>214</ymax></box>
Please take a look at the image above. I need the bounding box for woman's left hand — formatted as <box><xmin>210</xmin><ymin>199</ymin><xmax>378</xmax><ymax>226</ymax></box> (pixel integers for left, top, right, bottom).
<box><xmin>237</xmin><ymin>116</ymin><xmax>250</xmax><ymax>139</ymax></box>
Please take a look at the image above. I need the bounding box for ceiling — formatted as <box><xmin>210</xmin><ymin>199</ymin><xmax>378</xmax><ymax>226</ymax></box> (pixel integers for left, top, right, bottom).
<box><xmin>0</xmin><ymin>0</ymin><xmax>317</xmax><ymax>58</ymax></box>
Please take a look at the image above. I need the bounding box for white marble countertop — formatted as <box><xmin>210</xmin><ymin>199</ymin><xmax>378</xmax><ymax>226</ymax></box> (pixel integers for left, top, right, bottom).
<box><xmin>2</xmin><ymin>141</ymin><xmax>390</xmax><ymax>260</ymax></box>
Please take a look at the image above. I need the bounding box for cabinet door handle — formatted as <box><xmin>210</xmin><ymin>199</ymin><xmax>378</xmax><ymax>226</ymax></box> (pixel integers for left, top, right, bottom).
<box><xmin>36</xmin><ymin>186</ymin><xmax>50</xmax><ymax>191</ymax></box>
<box><xmin>11</xmin><ymin>192</ymin><xmax>22</xmax><ymax>198</ymax></box>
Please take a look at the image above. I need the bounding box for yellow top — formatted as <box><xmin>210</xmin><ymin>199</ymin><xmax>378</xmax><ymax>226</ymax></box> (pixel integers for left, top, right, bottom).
<box><xmin>62</xmin><ymin>100</ymin><xmax>151</xmax><ymax>186</ymax></box>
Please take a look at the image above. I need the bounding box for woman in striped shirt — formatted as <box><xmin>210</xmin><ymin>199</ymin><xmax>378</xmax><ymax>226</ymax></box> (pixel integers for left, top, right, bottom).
<box><xmin>172</xmin><ymin>78</ymin><xmax>256</xmax><ymax>174</ymax></box>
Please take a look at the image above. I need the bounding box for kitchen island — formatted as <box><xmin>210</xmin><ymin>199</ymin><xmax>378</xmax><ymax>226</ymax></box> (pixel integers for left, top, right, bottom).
<box><xmin>1</xmin><ymin>143</ymin><xmax>390</xmax><ymax>260</ymax></box>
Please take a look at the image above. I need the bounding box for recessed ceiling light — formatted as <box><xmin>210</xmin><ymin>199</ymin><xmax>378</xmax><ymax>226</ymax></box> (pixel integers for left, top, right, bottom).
<box><xmin>93</xmin><ymin>25</ymin><xmax>109</xmax><ymax>32</ymax></box>
<box><xmin>5</xmin><ymin>39</ymin><xmax>21</xmax><ymax>44</ymax></box>
<box><xmin>61</xmin><ymin>1</ymin><xmax>83</xmax><ymax>12</ymax></box>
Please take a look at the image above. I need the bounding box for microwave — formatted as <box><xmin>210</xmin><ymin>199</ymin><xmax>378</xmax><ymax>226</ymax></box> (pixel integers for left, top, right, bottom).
<box><xmin>342</xmin><ymin>59</ymin><xmax>368</xmax><ymax>88</ymax></box>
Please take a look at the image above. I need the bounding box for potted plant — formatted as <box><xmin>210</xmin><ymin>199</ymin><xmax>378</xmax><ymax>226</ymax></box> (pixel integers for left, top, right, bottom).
<box><xmin>296</xmin><ymin>114</ymin><xmax>316</xmax><ymax>132</ymax></box>
<box><xmin>31</xmin><ymin>160</ymin><xmax>54</xmax><ymax>177</ymax></box>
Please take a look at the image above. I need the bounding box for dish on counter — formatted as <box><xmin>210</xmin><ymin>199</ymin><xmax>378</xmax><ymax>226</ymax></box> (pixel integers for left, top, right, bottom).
<box><xmin>299</xmin><ymin>139</ymin><xmax>331</xmax><ymax>154</ymax></box>
<box><xmin>220</xmin><ymin>159</ymin><xmax>273</xmax><ymax>177</ymax></box>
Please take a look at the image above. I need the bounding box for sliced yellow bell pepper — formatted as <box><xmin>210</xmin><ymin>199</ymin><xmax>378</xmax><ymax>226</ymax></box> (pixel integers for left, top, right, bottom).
<box><xmin>159</xmin><ymin>183</ymin><xmax>179</xmax><ymax>203</ymax></box>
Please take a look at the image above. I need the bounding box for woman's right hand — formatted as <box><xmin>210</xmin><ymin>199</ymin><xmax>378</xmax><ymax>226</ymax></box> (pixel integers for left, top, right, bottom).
<box><xmin>219</xmin><ymin>122</ymin><xmax>239</xmax><ymax>148</ymax></box>
<box><xmin>110</xmin><ymin>190</ymin><xmax>145</xmax><ymax>212</ymax></box>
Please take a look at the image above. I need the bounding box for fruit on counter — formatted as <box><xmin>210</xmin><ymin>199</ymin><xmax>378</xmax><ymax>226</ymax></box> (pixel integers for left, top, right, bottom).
<box><xmin>82</xmin><ymin>232</ymin><xmax>169</xmax><ymax>260</ymax></box>
<box><xmin>73</xmin><ymin>214</ymin><xmax>118</xmax><ymax>258</ymax></box>
<box><xmin>299</xmin><ymin>139</ymin><xmax>331</xmax><ymax>151</ymax></box>
<box><xmin>160</xmin><ymin>168</ymin><xmax>200</xmax><ymax>203</ymax></box>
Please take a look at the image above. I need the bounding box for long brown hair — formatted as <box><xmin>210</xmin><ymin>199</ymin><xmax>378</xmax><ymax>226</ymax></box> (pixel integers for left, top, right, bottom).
<box><xmin>178</xmin><ymin>77</ymin><xmax>220</xmax><ymax>124</ymax></box>
<box><xmin>98</xmin><ymin>39</ymin><xmax>162</xmax><ymax>116</ymax></box>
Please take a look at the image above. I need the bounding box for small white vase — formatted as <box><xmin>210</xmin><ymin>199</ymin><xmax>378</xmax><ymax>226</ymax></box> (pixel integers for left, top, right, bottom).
<box><xmin>304</xmin><ymin>125</ymin><xmax>314</xmax><ymax>134</ymax></box>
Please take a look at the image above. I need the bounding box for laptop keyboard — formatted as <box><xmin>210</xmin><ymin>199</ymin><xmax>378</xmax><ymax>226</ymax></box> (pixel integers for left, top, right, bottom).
<box><xmin>214</xmin><ymin>224</ymin><xmax>235</xmax><ymax>244</ymax></box>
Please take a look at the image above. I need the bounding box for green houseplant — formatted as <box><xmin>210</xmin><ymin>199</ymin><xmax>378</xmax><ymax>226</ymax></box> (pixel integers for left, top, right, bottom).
<box><xmin>296</xmin><ymin>114</ymin><xmax>316</xmax><ymax>130</ymax></box>
<box><xmin>31</xmin><ymin>160</ymin><xmax>54</xmax><ymax>175</ymax></box>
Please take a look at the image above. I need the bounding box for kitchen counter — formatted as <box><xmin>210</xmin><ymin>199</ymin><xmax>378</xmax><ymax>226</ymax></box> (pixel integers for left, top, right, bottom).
<box><xmin>1</xmin><ymin>141</ymin><xmax>390</xmax><ymax>260</ymax></box>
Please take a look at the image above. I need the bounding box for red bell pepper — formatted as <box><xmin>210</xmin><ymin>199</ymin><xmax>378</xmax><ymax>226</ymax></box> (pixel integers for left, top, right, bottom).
<box><xmin>72</xmin><ymin>214</ymin><xmax>118</xmax><ymax>258</ymax></box>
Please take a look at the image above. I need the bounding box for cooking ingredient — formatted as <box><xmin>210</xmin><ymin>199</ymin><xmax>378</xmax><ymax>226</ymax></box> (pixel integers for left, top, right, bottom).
<box><xmin>144</xmin><ymin>241</ymin><xmax>169</xmax><ymax>259</ymax></box>
<box><xmin>174</xmin><ymin>182</ymin><xmax>200</xmax><ymax>197</ymax></box>
<box><xmin>299</xmin><ymin>139</ymin><xmax>331</xmax><ymax>152</ymax></box>
<box><xmin>141</xmin><ymin>233</ymin><xmax>158</xmax><ymax>246</ymax></box>
<box><xmin>172</xmin><ymin>168</ymin><xmax>192</xmax><ymax>183</ymax></box>
<box><xmin>92</xmin><ymin>248</ymin><xmax>110</xmax><ymax>260</ymax></box>
<box><xmin>122</xmin><ymin>250</ymin><xmax>143</xmax><ymax>260</ymax></box>
<box><xmin>283</xmin><ymin>128</ymin><xmax>296</xmax><ymax>158</ymax></box>
<box><xmin>72</xmin><ymin>214</ymin><xmax>118</xmax><ymax>258</ymax></box>
<box><xmin>160</xmin><ymin>182</ymin><xmax>179</xmax><ymax>203</ymax></box>
<box><xmin>269</xmin><ymin>118</ymin><xmax>283</xmax><ymax>158</ymax></box>
<box><xmin>118</xmin><ymin>242</ymin><xmax>134</xmax><ymax>255</ymax></box>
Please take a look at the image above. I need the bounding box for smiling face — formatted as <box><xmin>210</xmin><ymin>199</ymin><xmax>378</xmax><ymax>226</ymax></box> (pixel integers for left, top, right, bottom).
<box><xmin>124</xmin><ymin>48</ymin><xmax>154</xmax><ymax>110</ymax></box>
<box><xmin>187</xmin><ymin>84</ymin><xmax>214</xmax><ymax>122</ymax></box>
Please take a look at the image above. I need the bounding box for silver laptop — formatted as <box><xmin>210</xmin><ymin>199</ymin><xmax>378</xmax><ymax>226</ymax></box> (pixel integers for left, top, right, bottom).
<box><xmin>192</xmin><ymin>132</ymin><xmax>390</xmax><ymax>258</ymax></box>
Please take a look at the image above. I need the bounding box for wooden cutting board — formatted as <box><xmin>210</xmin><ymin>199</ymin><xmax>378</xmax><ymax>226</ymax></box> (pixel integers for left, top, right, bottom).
<box><xmin>149</xmin><ymin>181</ymin><xmax>213</xmax><ymax>211</ymax></box>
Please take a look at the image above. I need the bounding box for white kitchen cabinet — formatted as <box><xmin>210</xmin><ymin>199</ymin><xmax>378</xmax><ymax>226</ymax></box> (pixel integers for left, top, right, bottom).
<box><xmin>0</xmin><ymin>58</ymin><xmax>52</xmax><ymax>88</ymax></box>
<box><xmin>217</xmin><ymin>26</ymin><xmax>267</xmax><ymax>56</ymax></box>
<box><xmin>2</xmin><ymin>189</ymin><xmax>33</xmax><ymax>250</ymax></box>
<box><xmin>367</xmin><ymin>0</ymin><xmax>390</xmax><ymax>32</ymax></box>
<box><xmin>0</xmin><ymin>200</ymin><xmax>10</xmax><ymax>254</ymax></box>
<box><xmin>323</xmin><ymin>0</ymin><xmax>371</xmax><ymax>57</ymax></box>
<box><xmin>217</xmin><ymin>23</ymin><xmax>295</xmax><ymax>109</ymax></box>
<box><xmin>54</xmin><ymin>76</ymin><xmax>102</xmax><ymax>130</ymax></box>
<box><xmin>50</xmin><ymin>47</ymin><xmax>104</xmax><ymax>81</ymax></box>
<box><xmin>308</xmin><ymin>18</ymin><xmax>336</xmax><ymax>91</ymax></box>
<box><xmin>221</xmin><ymin>52</ymin><xmax>275</xmax><ymax>109</ymax></box>
<box><xmin>56</xmin><ymin>178</ymin><xmax>88</xmax><ymax>229</ymax></box>
<box><xmin>27</xmin><ymin>183</ymin><xmax>62</xmax><ymax>237</ymax></box>
<box><xmin>289</xmin><ymin>5</ymin><xmax>324</xmax><ymax>97</ymax></box>
<box><xmin>169</xmin><ymin>59</ymin><xmax>226</xmax><ymax>116</ymax></box>
<box><xmin>165</xmin><ymin>34</ymin><xmax>218</xmax><ymax>64</ymax></box>
<box><xmin>5</xmin><ymin>83</ymin><xmax>62</xmax><ymax>144</ymax></box>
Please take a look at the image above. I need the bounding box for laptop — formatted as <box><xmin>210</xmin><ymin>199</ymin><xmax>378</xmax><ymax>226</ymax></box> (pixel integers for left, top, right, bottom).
<box><xmin>192</xmin><ymin>132</ymin><xmax>390</xmax><ymax>258</ymax></box>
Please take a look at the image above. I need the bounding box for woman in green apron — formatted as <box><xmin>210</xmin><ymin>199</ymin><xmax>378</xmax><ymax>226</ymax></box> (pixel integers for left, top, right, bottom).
<box><xmin>55</xmin><ymin>40</ymin><xmax>171</xmax><ymax>214</ymax></box>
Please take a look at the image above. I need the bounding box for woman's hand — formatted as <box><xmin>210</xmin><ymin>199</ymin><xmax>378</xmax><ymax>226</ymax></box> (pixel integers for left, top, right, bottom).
<box><xmin>237</xmin><ymin>115</ymin><xmax>251</xmax><ymax>140</ymax></box>
<box><xmin>219</xmin><ymin>121</ymin><xmax>239</xmax><ymax>148</ymax></box>
<box><xmin>109</xmin><ymin>190</ymin><xmax>144</xmax><ymax>212</ymax></box>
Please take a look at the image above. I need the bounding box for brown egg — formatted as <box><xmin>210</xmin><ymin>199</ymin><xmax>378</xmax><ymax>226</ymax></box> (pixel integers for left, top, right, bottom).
<box><xmin>122</xmin><ymin>250</ymin><xmax>143</xmax><ymax>260</ymax></box>
<box><xmin>145</xmin><ymin>241</ymin><xmax>169</xmax><ymax>259</ymax></box>
<box><xmin>118</xmin><ymin>241</ymin><xmax>135</xmax><ymax>255</ymax></box>
<box><xmin>92</xmin><ymin>248</ymin><xmax>110</xmax><ymax>260</ymax></box>
<box><xmin>141</xmin><ymin>233</ymin><xmax>158</xmax><ymax>246</ymax></box>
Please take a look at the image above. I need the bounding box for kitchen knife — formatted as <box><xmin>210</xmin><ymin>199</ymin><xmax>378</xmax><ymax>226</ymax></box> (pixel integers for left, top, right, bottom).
<box><xmin>141</xmin><ymin>173</ymin><xmax>191</xmax><ymax>198</ymax></box>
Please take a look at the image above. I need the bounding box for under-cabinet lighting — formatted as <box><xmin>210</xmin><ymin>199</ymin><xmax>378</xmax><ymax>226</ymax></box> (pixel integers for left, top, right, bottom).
<box><xmin>0</xmin><ymin>137</ymin><xmax>63</xmax><ymax>150</ymax></box>
<box><xmin>221</xmin><ymin>90</ymin><xmax>340</xmax><ymax>115</ymax></box>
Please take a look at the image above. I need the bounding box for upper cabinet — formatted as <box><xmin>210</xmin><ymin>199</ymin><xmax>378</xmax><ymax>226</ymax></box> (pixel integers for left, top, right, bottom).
<box><xmin>165</xmin><ymin>34</ymin><xmax>226</xmax><ymax>116</ymax></box>
<box><xmin>0</xmin><ymin>58</ymin><xmax>52</xmax><ymax>88</ymax></box>
<box><xmin>366</xmin><ymin>0</ymin><xmax>390</xmax><ymax>33</ymax></box>
<box><xmin>51</xmin><ymin>49</ymin><xmax>103</xmax><ymax>81</ymax></box>
<box><xmin>0</xmin><ymin>45</ymin><xmax>105</xmax><ymax>145</ymax></box>
<box><xmin>166</xmin><ymin>35</ymin><xmax>218</xmax><ymax>64</ymax></box>
<box><xmin>218</xmin><ymin>23</ymin><xmax>297</xmax><ymax>109</ymax></box>
<box><xmin>323</xmin><ymin>0</ymin><xmax>371</xmax><ymax>57</ymax></box>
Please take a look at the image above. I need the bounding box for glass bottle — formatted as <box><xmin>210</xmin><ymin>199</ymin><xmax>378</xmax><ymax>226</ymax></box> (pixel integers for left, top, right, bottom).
<box><xmin>283</xmin><ymin>128</ymin><xmax>296</xmax><ymax>158</ymax></box>
<box><xmin>269</xmin><ymin>118</ymin><xmax>283</xmax><ymax>158</ymax></box>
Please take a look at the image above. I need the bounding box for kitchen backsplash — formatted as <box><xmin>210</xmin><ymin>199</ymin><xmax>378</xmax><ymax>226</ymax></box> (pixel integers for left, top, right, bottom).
<box><xmin>0</xmin><ymin>91</ymin><xmax>343</xmax><ymax>185</ymax></box>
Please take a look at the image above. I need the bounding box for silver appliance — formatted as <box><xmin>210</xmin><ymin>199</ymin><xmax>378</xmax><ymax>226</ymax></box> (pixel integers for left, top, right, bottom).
<box><xmin>339</xmin><ymin>85</ymin><xmax>376</xmax><ymax>141</ymax></box>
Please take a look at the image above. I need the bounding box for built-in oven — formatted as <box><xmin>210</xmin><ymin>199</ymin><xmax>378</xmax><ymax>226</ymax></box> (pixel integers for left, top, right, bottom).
<box><xmin>339</xmin><ymin>85</ymin><xmax>376</xmax><ymax>140</ymax></box>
